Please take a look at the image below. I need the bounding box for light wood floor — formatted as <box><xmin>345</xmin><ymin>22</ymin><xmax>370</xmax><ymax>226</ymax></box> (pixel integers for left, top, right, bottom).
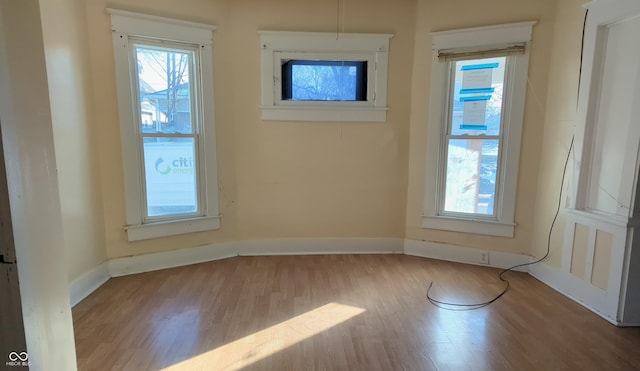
<box><xmin>73</xmin><ymin>254</ymin><xmax>640</xmax><ymax>370</ymax></box>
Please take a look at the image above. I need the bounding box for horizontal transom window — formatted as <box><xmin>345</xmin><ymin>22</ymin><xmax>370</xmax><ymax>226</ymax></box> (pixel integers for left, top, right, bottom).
<box><xmin>260</xmin><ymin>31</ymin><xmax>392</xmax><ymax>122</ymax></box>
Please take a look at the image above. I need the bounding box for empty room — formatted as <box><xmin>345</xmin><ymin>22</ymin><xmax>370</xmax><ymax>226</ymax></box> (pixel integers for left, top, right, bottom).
<box><xmin>2</xmin><ymin>0</ymin><xmax>640</xmax><ymax>369</ymax></box>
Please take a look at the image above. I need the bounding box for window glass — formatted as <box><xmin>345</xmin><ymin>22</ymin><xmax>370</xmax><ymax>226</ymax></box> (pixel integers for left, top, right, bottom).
<box><xmin>450</xmin><ymin>57</ymin><xmax>505</xmax><ymax>136</ymax></box>
<box><xmin>281</xmin><ymin>60</ymin><xmax>367</xmax><ymax>101</ymax></box>
<box><xmin>135</xmin><ymin>45</ymin><xmax>194</xmax><ymax>134</ymax></box>
<box><xmin>443</xmin><ymin>57</ymin><xmax>505</xmax><ymax>216</ymax></box>
<box><xmin>142</xmin><ymin>137</ymin><xmax>198</xmax><ymax>218</ymax></box>
<box><xmin>444</xmin><ymin>139</ymin><xmax>499</xmax><ymax>215</ymax></box>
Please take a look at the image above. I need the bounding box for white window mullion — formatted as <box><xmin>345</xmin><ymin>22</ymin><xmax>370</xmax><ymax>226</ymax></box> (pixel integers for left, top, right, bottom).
<box><xmin>447</xmin><ymin>135</ymin><xmax>501</xmax><ymax>140</ymax></box>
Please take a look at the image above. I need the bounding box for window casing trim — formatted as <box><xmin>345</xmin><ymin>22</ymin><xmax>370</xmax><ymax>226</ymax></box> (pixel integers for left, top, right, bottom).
<box><xmin>107</xmin><ymin>8</ymin><xmax>216</xmax><ymax>42</ymax></box>
<box><xmin>422</xmin><ymin>22</ymin><xmax>535</xmax><ymax>238</ymax></box>
<box><xmin>110</xmin><ymin>9</ymin><xmax>220</xmax><ymax>241</ymax></box>
<box><xmin>431</xmin><ymin>21</ymin><xmax>535</xmax><ymax>51</ymax></box>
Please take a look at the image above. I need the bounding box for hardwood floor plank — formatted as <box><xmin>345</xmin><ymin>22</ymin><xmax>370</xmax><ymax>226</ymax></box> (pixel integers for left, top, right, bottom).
<box><xmin>73</xmin><ymin>255</ymin><xmax>640</xmax><ymax>370</ymax></box>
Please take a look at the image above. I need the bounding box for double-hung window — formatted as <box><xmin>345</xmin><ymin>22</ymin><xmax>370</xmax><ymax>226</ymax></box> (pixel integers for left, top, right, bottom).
<box><xmin>109</xmin><ymin>9</ymin><xmax>220</xmax><ymax>241</ymax></box>
<box><xmin>422</xmin><ymin>22</ymin><xmax>535</xmax><ymax>237</ymax></box>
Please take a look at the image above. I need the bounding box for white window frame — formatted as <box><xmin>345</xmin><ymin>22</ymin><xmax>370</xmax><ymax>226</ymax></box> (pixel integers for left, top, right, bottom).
<box><xmin>259</xmin><ymin>31</ymin><xmax>392</xmax><ymax>122</ymax></box>
<box><xmin>422</xmin><ymin>22</ymin><xmax>535</xmax><ymax>238</ymax></box>
<box><xmin>109</xmin><ymin>9</ymin><xmax>221</xmax><ymax>241</ymax></box>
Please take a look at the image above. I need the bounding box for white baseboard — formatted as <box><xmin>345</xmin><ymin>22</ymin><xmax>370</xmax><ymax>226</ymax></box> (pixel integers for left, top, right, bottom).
<box><xmin>92</xmin><ymin>238</ymin><xmax>527</xmax><ymax>284</ymax></box>
<box><xmin>238</xmin><ymin>238</ymin><xmax>404</xmax><ymax>256</ymax></box>
<box><xmin>528</xmin><ymin>262</ymin><xmax>618</xmax><ymax>325</ymax></box>
<box><xmin>108</xmin><ymin>238</ymin><xmax>403</xmax><ymax>277</ymax></box>
<box><xmin>615</xmin><ymin>322</ymin><xmax>640</xmax><ymax>327</ymax></box>
<box><xmin>403</xmin><ymin>239</ymin><xmax>531</xmax><ymax>271</ymax></box>
<box><xmin>69</xmin><ymin>262</ymin><xmax>110</xmax><ymax>307</ymax></box>
<box><xmin>108</xmin><ymin>241</ymin><xmax>238</xmax><ymax>277</ymax></box>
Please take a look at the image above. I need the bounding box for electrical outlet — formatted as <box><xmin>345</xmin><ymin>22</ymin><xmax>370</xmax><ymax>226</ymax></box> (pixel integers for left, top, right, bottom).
<box><xmin>480</xmin><ymin>252</ymin><xmax>489</xmax><ymax>264</ymax></box>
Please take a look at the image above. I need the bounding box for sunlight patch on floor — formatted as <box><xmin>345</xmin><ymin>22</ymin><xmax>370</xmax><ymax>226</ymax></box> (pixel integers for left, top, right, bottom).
<box><xmin>161</xmin><ymin>302</ymin><xmax>365</xmax><ymax>371</ymax></box>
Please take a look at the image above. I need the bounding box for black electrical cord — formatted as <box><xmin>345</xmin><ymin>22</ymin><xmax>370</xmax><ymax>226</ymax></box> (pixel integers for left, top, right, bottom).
<box><xmin>427</xmin><ymin>137</ymin><xmax>574</xmax><ymax>310</ymax></box>
<box><xmin>427</xmin><ymin>9</ymin><xmax>588</xmax><ymax>310</ymax></box>
<box><xmin>578</xmin><ymin>8</ymin><xmax>588</xmax><ymax>100</ymax></box>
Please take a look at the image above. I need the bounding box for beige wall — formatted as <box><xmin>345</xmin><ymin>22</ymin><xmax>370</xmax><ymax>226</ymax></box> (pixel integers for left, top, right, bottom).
<box><xmin>530</xmin><ymin>0</ymin><xmax>586</xmax><ymax>266</ymax></box>
<box><xmin>40</xmin><ymin>0</ymin><xmax>108</xmax><ymax>282</ymax></box>
<box><xmin>404</xmin><ymin>0</ymin><xmax>558</xmax><ymax>254</ymax></box>
<box><xmin>74</xmin><ymin>0</ymin><xmax>585</xmax><ymax>262</ymax></box>
<box><xmin>230</xmin><ymin>0</ymin><xmax>415</xmax><ymax>241</ymax></box>
<box><xmin>84</xmin><ymin>0</ymin><xmax>416</xmax><ymax>258</ymax></box>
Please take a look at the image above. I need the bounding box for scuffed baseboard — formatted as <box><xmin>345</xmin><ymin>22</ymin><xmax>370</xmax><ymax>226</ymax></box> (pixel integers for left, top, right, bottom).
<box><xmin>403</xmin><ymin>239</ymin><xmax>531</xmax><ymax>271</ymax></box>
<box><xmin>69</xmin><ymin>262</ymin><xmax>110</xmax><ymax>307</ymax></box>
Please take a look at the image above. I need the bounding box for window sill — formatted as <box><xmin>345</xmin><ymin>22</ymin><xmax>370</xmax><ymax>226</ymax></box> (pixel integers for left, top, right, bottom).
<box><xmin>260</xmin><ymin>105</ymin><xmax>388</xmax><ymax>122</ymax></box>
<box><xmin>125</xmin><ymin>215</ymin><xmax>221</xmax><ymax>242</ymax></box>
<box><xmin>421</xmin><ymin>215</ymin><xmax>515</xmax><ymax>238</ymax></box>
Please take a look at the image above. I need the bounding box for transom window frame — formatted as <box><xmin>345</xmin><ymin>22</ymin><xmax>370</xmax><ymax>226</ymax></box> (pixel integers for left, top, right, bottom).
<box><xmin>109</xmin><ymin>9</ymin><xmax>221</xmax><ymax>241</ymax></box>
<box><xmin>422</xmin><ymin>21</ymin><xmax>535</xmax><ymax>238</ymax></box>
<box><xmin>259</xmin><ymin>31</ymin><xmax>392</xmax><ymax>122</ymax></box>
